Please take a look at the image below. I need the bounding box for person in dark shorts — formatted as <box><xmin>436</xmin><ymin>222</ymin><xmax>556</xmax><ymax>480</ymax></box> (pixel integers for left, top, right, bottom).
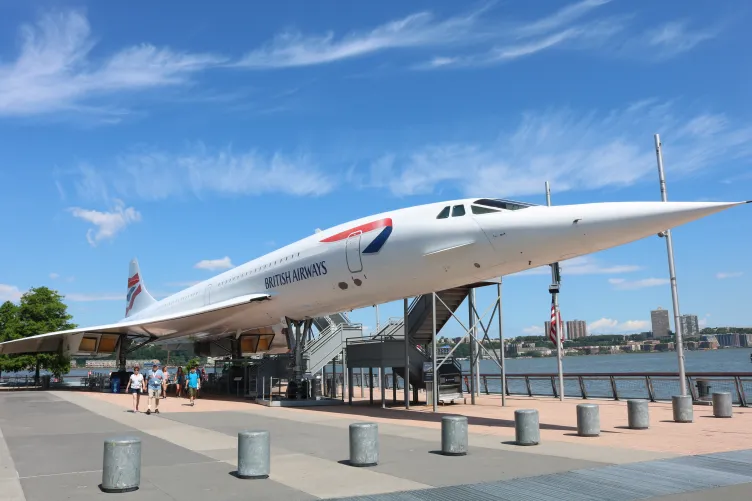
<box><xmin>125</xmin><ymin>366</ymin><xmax>145</xmax><ymax>412</ymax></box>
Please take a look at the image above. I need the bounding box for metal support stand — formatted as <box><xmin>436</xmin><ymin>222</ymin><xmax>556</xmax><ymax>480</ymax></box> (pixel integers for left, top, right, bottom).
<box><xmin>403</xmin><ymin>297</ymin><xmax>410</xmax><ymax>409</ymax></box>
<box><xmin>498</xmin><ymin>279</ymin><xmax>506</xmax><ymax>406</ymax></box>
<box><xmin>369</xmin><ymin>368</ymin><xmax>374</xmax><ymax>404</ymax></box>
<box><xmin>654</xmin><ymin>134</ymin><xmax>687</xmax><ymax>396</ymax></box>
<box><xmin>116</xmin><ymin>336</ymin><xmax>130</xmax><ymax>372</ymax></box>
<box><xmin>468</xmin><ymin>290</ymin><xmax>476</xmax><ymax>405</ymax></box>
<box><xmin>432</xmin><ymin>292</ymin><xmax>438</xmax><ymax>413</ymax></box>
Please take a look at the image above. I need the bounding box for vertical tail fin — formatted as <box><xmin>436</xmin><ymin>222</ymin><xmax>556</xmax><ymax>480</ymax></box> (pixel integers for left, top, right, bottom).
<box><xmin>126</xmin><ymin>258</ymin><xmax>157</xmax><ymax>318</ymax></box>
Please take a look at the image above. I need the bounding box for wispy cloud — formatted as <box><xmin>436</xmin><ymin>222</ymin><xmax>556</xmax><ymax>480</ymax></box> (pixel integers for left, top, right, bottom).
<box><xmin>0</xmin><ymin>10</ymin><xmax>225</xmax><ymax>119</ymax></box>
<box><xmin>588</xmin><ymin>318</ymin><xmax>649</xmax><ymax>333</ymax></box>
<box><xmin>644</xmin><ymin>20</ymin><xmax>717</xmax><ymax>59</ymax></box>
<box><xmin>0</xmin><ymin>284</ymin><xmax>22</xmax><ymax>302</ymax></box>
<box><xmin>49</xmin><ymin>273</ymin><xmax>60</xmax><ymax>280</ymax></box>
<box><xmin>364</xmin><ymin>102</ymin><xmax>752</xmax><ymax>198</ymax></box>
<box><xmin>194</xmin><ymin>257</ymin><xmax>234</xmax><ymax>271</ymax></box>
<box><xmin>608</xmin><ymin>277</ymin><xmax>669</xmax><ymax>290</ymax></box>
<box><xmin>236</xmin><ymin>6</ymin><xmax>488</xmax><ymax>69</ymax></box>
<box><xmin>66</xmin><ymin>143</ymin><xmax>335</xmax><ymax>201</ymax></box>
<box><xmin>420</xmin><ymin>0</ymin><xmax>623</xmax><ymax>68</ymax></box>
<box><xmin>716</xmin><ymin>272</ymin><xmax>743</xmax><ymax>279</ymax></box>
<box><xmin>68</xmin><ymin>200</ymin><xmax>141</xmax><ymax>246</ymax></box>
<box><xmin>513</xmin><ymin>256</ymin><xmax>641</xmax><ymax>277</ymax></box>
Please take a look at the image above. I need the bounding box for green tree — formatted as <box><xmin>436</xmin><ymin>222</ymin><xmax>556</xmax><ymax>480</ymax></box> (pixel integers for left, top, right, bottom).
<box><xmin>0</xmin><ymin>288</ymin><xmax>77</xmax><ymax>381</ymax></box>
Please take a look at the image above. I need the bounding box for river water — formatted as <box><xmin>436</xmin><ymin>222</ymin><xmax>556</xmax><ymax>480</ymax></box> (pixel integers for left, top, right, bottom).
<box><xmin>462</xmin><ymin>348</ymin><xmax>752</xmax><ymax>375</ymax></box>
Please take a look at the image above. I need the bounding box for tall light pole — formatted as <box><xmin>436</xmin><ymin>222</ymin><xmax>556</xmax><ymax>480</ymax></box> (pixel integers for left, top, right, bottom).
<box><xmin>654</xmin><ymin>134</ymin><xmax>687</xmax><ymax>396</ymax></box>
<box><xmin>546</xmin><ymin>181</ymin><xmax>565</xmax><ymax>402</ymax></box>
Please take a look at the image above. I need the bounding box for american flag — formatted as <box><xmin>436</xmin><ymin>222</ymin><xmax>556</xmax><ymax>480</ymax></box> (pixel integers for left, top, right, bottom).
<box><xmin>548</xmin><ymin>298</ymin><xmax>563</xmax><ymax>346</ymax></box>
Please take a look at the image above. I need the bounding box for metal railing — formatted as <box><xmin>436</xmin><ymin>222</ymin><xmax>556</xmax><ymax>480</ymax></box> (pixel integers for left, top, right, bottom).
<box><xmin>462</xmin><ymin>372</ymin><xmax>751</xmax><ymax>406</ymax></box>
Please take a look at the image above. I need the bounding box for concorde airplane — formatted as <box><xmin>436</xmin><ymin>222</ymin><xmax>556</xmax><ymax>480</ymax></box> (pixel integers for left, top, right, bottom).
<box><xmin>0</xmin><ymin>197</ymin><xmax>749</xmax><ymax>360</ymax></box>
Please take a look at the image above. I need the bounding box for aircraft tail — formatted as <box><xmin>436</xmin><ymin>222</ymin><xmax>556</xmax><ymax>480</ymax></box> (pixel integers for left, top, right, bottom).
<box><xmin>125</xmin><ymin>258</ymin><xmax>157</xmax><ymax>318</ymax></box>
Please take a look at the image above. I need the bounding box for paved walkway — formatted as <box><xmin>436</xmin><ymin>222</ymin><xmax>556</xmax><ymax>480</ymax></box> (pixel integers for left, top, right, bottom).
<box><xmin>0</xmin><ymin>391</ymin><xmax>750</xmax><ymax>500</ymax></box>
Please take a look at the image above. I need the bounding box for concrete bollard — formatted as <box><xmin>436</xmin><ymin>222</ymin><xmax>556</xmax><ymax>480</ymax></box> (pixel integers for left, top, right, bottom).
<box><xmin>712</xmin><ymin>392</ymin><xmax>733</xmax><ymax>418</ymax></box>
<box><xmin>577</xmin><ymin>404</ymin><xmax>600</xmax><ymax>437</ymax></box>
<box><xmin>672</xmin><ymin>395</ymin><xmax>693</xmax><ymax>423</ymax></box>
<box><xmin>441</xmin><ymin>415</ymin><xmax>468</xmax><ymax>456</ymax></box>
<box><xmin>514</xmin><ymin>409</ymin><xmax>539</xmax><ymax>446</ymax></box>
<box><xmin>101</xmin><ymin>436</ymin><xmax>141</xmax><ymax>493</ymax></box>
<box><xmin>237</xmin><ymin>430</ymin><xmax>270</xmax><ymax>479</ymax></box>
<box><xmin>349</xmin><ymin>422</ymin><xmax>379</xmax><ymax>466</ymax></box>
<box><xmin>627</xmin><ymin>399</ymin><xmax>650</xmax><ymax>430</ymax></box>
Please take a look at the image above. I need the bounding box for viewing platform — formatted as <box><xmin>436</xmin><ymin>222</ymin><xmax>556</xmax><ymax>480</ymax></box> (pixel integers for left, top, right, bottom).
<box><xmin>1</xmin><ymin>389</ymin><xmax>750</xmax><ymax>500</ymax></box>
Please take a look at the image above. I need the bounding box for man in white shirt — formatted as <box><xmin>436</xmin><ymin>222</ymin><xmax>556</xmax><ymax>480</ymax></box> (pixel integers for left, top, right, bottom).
<box><xmin>125</xmin><ymin>366</ymin><xmax>145</xmax><ymax>413</ymax></box>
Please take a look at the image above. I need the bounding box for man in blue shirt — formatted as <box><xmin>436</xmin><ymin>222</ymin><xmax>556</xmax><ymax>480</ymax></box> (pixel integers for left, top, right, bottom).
<box><xmin>187</xmin><ymin>366</ymin><xmax>200</xmax><ymax>407</ymax></box>
<box><xmin>146</xmin><ymin>363</ymin><xmax>163</xmax><ymax>415</ymax></box>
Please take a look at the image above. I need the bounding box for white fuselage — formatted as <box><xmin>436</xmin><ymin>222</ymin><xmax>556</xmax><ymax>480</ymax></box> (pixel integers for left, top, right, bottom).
<box><xmin>124</xmin><ymin>197</ymin><xmax>743</xmax><ymax>341</ymax></box>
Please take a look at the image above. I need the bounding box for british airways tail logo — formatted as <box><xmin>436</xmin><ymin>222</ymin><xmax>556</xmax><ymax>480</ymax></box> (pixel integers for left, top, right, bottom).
<box><xmin>126</xmin><ymin>273</ymin><xmax>141</xmax><ymax>314</ymax></box>
<box><xmin>319</xmin><ymin>217</ymin><xmax>393</xmax><ymax>254</ymax></box>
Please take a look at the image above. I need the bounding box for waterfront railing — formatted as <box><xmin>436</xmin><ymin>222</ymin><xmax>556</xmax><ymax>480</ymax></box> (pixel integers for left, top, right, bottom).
<box><xmin>339</xmin><ymin>371</ymin><xmax>751</xmax><ymax>407</ymax></box>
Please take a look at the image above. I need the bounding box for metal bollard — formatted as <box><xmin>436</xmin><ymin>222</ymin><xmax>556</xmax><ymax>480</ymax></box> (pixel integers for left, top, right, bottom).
<box><xmin>627</xmin><ymin>399</ymin><xmax>650</xmax><ymax>430</ymax></box>
<box><xmin>514</xmin><ymin>409</ymin><xmax>539</xmax><ymax>446</ymax></box>
<box><xmin>672</xmin><ymin>395</ymin><xmax>693</xmax><ymax>423</ymax></box>
<box><xmin>441</xmin><ymin>415</ymin><xmax>468</xmax><ymax>456</ymax></box>
<box><xmin>101</xmin><ymin>436</ymin><xmax>141</xmax><ymax>493</ymax></box>
<box><xmin>712</xmin><ymin>392</ymin><xmax>733</xmax><ymax>418</ymax></box>
<box><xmin>237</xmin><ymin>430</ymin><xmax>270</xmax><ymax>479</ymax></box>
<box><xmin>349</xmin><ymin>422</ymin><xmax>379</xmax><ymax>466</ymax></box>
<box><xmin>577</xmin><ymin>404</ymin><xmax>600</xmax><ymax>437</ymax></box>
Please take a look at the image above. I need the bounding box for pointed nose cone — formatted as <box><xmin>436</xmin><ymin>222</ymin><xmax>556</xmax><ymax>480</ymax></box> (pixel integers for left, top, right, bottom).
<box><xmin>547</xmin><ymin>200</ymin><xmax>747</xmax><ymax>258</ymax></box>
<box><xmin>478</xmin><ymin>200</ymin><xmax>747</xmax><ymax>270</ymax></box>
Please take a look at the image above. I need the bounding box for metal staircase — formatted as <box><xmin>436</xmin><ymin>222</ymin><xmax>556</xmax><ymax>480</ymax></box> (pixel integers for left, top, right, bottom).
<box><xmin>303</xmin><ymin>313</ymin><xmax>362</xmax><ymax>378</ymax></box>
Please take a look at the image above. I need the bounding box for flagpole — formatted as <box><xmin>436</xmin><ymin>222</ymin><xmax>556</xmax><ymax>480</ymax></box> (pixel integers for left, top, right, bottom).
<box><xmin>546</xmin><ymin>181</ymin><xmax>565</xmax><ymax>402</ymax></box>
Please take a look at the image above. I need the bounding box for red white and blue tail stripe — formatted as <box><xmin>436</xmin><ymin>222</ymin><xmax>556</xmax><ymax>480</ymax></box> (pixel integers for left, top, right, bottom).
<box><xmin>319</xmin><ymin>217</ymin><xmax>393</xmax><ymax>254</ymax></box>
<box><xmin>125</xmin><ymin>259</ymin><xmax>156</xmax><ymax>318</ymax></box>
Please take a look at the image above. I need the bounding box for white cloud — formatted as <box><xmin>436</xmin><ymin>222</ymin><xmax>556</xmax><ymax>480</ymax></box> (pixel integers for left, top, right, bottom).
<box><xmin>0</xmin><ymin>10</ymin><xmax>225</xmax><ymax>118</ymax></box>
<box><xmin>68</xmin><ymin>200</ymin><xmax>141</xmax><ymax>246</ymax></box>
<box><xmin>588</xmin><ymin>318</ymin><xmax>649</xmax><ymax>333</ymax></box>
<box><xmin>513</xmin><ymin>256</ymin><xmax>641</xmax><ymax>277</ymax></box>
<box><xmin>366</xmin><ymin>102</ymin><xmax>752</xmax><ymax>198</ymax></box>
<box><xmin>65</xmin><ymin>293</ymin><xmax>123</xmax><ymax>302</ymax></box>
<box><xmin>194</xmin><ymin>257</ymin><xmax>234</xmax><ymax>271</ymax></box>
<box><xmin>645</xmin><ymin>21</ymin><xmax>716</xmax><ymax>58</ymax></box>
<box><xmin>716</xmin><ymin>272</ymin><xmax>743</xmax><ymax>279</ymax></box>
<box><xmin>49</xmin><ymin>273</ymin><xmax>60</xmax><ymax>280</ymax></box>
<box><xmin>522</xmin><ymin>325</ymin><xmax>545</xmax><ymax>335</ymax></box>
<box><xmin>68</xmin><ymin>144</ymin><xmax>335</xmax><ymax>201</ymax></box>
<box><xmin>421</xmin><ymin>1</ymin><xmax>623</xmax><ymax>69</ymax></box>
<box><xmin>0</xmin><ymin>284</ymin><xmax>22</xmax><ymax>302</ymax></box>
<box><xmin>236</xmin><ymin>7</ymin><xmax>487</xmax><ymax>68</ymax></box>
<box><xmin>608</xmin><ymin>277</ymin><xmax>669</xmax><ymax>290</ymax></box>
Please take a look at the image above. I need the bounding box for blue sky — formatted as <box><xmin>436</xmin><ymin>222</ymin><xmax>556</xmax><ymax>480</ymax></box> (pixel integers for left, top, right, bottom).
<box><xmin>1</xmin><ymin>0</ymin><xmax>750</xmax><ymax>339</ymax></box>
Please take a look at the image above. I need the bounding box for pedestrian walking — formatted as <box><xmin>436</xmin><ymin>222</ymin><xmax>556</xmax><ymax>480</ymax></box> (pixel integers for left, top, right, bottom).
<box><xmin>146</xmin><ymin>363</ymin><xmax>163</xmax><ymax>415</ymax></box>
<box><xmin>187</xmin><ymin>366</ymin><xmax>200</xmax><ymax>407</ymax></box>
<box><xmin>125</xmin><ymin>366</ymin><xmax>145</xmax><ymax>412</ymax></box>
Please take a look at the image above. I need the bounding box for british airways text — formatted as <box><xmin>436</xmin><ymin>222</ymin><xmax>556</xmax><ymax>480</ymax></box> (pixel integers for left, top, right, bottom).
<box><xmin>265</xmin><ymin>261</ymin><xmax>328</xmax><ymax>289</ymax></box>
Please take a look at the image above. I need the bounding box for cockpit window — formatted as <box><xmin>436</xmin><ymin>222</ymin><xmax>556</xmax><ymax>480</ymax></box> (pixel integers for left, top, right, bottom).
<box><xmin>436</xmin><ymin>206</ymin><xmax>450</xmax><ymax>219</ymax></box>
<box><xmin>471</xmin><ymin>205</ymin><xmax>500</xmax><ymax>215</ymax></box>
<box><xmin>452</xmin><ymin>205</ymin><xmax>466</xmax><ymax>217</ymax></box>
<box><xmin>473</xmin><ymin>198</ymin><xmax>532</xmax><ymax>211</ymax></box>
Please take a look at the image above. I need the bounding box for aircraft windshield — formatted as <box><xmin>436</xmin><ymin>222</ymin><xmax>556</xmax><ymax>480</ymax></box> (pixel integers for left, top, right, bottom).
<box><xmin>473</xmin><ymin>199</ymin><xmax>534</xmax><ymax>211</ymax></box>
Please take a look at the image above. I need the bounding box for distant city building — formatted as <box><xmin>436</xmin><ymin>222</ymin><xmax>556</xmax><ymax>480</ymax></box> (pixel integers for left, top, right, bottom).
<box><xmin>651</xmin><ymin>307</ymin><xmax>670</xmax><ymax>338</ymax></box>
<box><xmin>680</xmin><ymin>314</ymin><xmax>700</xmax><ymax>337</ymax></box>
<box><xmin>716</xmin><ymin>333</ymin><xmax>741</xmax><ymax>348</ymax></box>
<box><xmin>566</xmin><ymin>320</ymin><xmax>587</xmax><ymax>339</ymax></box>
